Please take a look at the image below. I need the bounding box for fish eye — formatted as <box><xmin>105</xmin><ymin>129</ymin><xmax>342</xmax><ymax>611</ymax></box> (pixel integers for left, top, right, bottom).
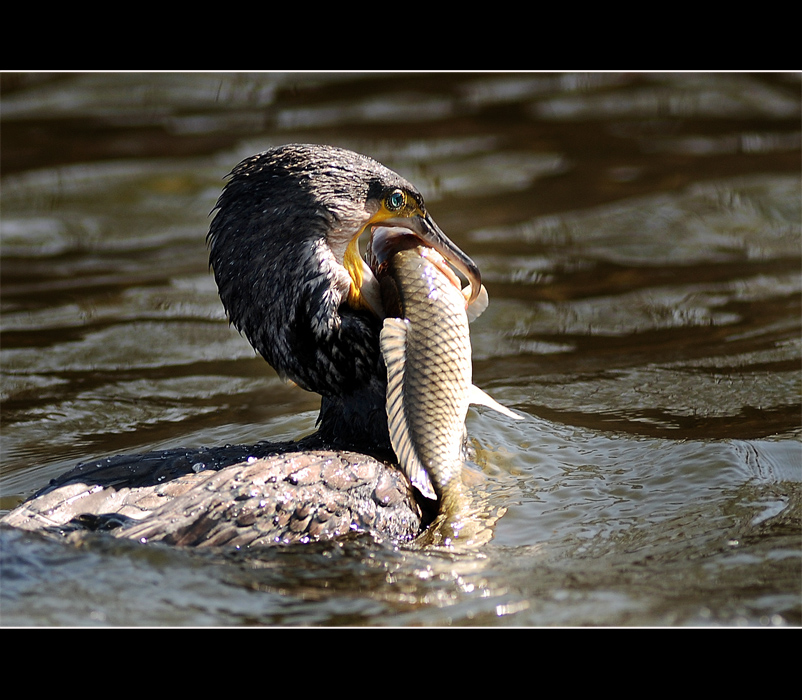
<box><xmin>385</xmin><ymin>189</ymin><xmax>406</xmax><ymax>211</ymax></box>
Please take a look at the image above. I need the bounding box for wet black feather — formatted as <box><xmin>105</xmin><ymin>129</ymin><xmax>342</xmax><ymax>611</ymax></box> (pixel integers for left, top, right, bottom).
<box><xmin>206</xmin><ymin>144</ymin><xmax>414</xmax><ymax>452</ymax></box>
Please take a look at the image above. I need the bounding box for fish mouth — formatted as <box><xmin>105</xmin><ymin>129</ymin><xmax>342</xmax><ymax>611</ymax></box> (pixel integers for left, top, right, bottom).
<box><xmin>344</xmin><ymin>211</ymin><xmax>480</xmax><ymax>318</ymax></box>
<box><xmin>369</xmin><ymin>225</ymin><xmax>464</xmax><ymax>287</ymax></box>
<box><xmin>362</xmin><ymin>223</ymin><xmax>479</xmax><ymax>313</ymax></box>
<box><xmin>378</xmin><ymin>214</ymin><xmax>481</xmax><ymax>305</ymax></box>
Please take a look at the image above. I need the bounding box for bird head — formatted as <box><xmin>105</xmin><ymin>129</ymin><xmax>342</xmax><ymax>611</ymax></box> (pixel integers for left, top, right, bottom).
<box><xmin>207</xmin><ymin>144</ymin><xmax>480</xmax><ymax>449</ymax></box>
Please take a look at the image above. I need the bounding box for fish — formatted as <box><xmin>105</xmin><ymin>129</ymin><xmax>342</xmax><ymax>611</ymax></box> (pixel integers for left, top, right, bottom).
<box><xmin>367</xmin><ymin>226</ymin><xmax>520</xmax><ymax>511</ymax></box>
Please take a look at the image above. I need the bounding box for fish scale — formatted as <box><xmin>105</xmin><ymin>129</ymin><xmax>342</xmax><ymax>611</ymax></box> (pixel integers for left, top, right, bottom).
<box><xmin>377</xmin><ymin>249</ymin><xmax>473</xmax><ymax>510</ymax></box>
<box><xmin>392</xmin><ymin>249</ymin><xmax>472</xmax><ymax>503</ymax></box>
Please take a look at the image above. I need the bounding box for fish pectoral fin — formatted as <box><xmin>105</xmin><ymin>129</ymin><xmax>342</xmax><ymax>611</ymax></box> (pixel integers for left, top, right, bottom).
<box><xmin>468</xmin><ymin>384</ymin><xmax>523</xmax><ymax>420</ymax></box>
<box><xmin>380</xmin><ymin>317</ymin><xmax>437</xmax><ymax>501</ymax></box>
<box><xmin>464</xmin><ymin>284</ymin><xmax>489</xmax><ymax>322</ymax></box>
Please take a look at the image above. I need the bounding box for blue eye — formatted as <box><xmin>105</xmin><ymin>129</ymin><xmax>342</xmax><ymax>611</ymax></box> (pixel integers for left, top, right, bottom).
<box><xmin>386</xmin><ymin>190</ymin><xmax>405</xmax><ymax>210</ymax></box>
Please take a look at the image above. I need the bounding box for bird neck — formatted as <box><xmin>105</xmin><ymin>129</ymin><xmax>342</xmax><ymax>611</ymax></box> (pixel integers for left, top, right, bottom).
<box><xmin>315</xmin><ymin>379</ymin><xmax>392</xmax><ymax>455</ymax></box>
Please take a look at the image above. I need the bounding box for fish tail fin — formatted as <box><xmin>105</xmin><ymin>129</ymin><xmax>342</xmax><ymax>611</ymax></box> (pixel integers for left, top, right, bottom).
<box><xmin>380</xmin><ymin>317</ymin><xmax>437</xmax><ymax>501</ymax></box>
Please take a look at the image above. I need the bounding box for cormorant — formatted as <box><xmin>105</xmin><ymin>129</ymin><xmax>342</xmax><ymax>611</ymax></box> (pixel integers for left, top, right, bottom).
<box><xmin>1</xmin><ymin>144</ymin><xmax>484</xmax><ymax>546</ymax></box>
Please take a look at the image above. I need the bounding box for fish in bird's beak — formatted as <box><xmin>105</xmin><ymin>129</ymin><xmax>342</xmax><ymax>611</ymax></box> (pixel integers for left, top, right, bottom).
<box><xmin>368</xmin><ymin>224</ymin><xmax>520</xmax><ymax>506</ymax></box>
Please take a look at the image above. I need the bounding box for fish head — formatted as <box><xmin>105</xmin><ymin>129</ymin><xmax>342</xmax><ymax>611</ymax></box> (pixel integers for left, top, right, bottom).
<box><xmin>345</xmin><ymin>188</ymin><xmax>482</xmax><ymax>317</ymax></box>
<box><xmin>367</xmin><ymin>225</ymin><xmax>487</xmax><ymax>318</ymax></box>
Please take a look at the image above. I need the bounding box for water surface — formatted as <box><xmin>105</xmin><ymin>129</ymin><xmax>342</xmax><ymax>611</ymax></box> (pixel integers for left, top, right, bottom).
<box><xmin>1</xmin><ymin>72</ymin><xmax>800</xmax><ymax>626</ymax></box>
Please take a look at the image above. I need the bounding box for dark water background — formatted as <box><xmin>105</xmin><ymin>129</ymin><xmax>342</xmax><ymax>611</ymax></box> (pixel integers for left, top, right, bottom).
<box><xmin>1</xmin><ymin>72</ymin><xmax>799</xmax><ymax>626</ymax></box>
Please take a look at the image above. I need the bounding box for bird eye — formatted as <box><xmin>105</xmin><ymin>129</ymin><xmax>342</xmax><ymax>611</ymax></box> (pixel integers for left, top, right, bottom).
<box><xmin>386</xmin><ymin>189</ymin><xmax>406</xmax><ymax>211</ymax></box>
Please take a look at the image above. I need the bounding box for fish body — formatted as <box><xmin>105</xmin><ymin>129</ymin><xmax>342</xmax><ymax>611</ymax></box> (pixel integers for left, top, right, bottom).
<box><xmin>369</xmin><ymin>227</ymin><xmax>519</xmax><ymax>510</ymax></box>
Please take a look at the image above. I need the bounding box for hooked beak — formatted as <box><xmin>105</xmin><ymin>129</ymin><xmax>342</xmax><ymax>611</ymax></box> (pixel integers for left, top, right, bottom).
<box><xmin>381</xmin><ymin>212</ymin><xmax>482</xmax><ymax>305</ymax></box>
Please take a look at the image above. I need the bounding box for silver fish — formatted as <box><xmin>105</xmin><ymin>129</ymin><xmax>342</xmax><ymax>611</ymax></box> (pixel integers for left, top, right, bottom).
<box><xmin>368</xmin><ymin>226</ymin><xmax>520</xmax><ymax>510</ymax></box>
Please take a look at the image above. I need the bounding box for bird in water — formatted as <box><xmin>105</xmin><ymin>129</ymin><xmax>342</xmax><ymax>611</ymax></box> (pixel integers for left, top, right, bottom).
<box><xmin>1</xmin><ymin>144</ymin><xmax>508</xmax><ymax>547</ymax></box>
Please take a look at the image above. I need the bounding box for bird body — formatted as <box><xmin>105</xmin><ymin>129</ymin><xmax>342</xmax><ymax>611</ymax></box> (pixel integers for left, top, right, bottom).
<box><xmin>1</xmin><ymin>442</ymin><xmax>422</xmax><ymax>545</ymax></box>
<box><xmin>2</xmin><ymin>144</ymin><xmax>512</xmax><ymax>547</ymax></box>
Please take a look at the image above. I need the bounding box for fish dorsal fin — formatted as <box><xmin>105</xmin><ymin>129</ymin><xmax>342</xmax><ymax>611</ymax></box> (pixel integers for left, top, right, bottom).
<box><xmin>380</xmin><ymin>317</ymin><xmax>437</xmax><ymax>500</ymax></box>
<box><xmin>468</xmin><ymin>384</ymin><xmax>523</xmax><ymax>420</ymax></box>
<box><xmin>464</xmin><ymin>284</ymin><xmax>489</xmax><ymax>322</ymax></box>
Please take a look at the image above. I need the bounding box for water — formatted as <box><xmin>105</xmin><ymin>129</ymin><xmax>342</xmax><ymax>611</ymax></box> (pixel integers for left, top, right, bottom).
<box><xmin>1</xmin><ymin>72</ymin><xmax>800</xmax><ymax>626</ymax></box>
